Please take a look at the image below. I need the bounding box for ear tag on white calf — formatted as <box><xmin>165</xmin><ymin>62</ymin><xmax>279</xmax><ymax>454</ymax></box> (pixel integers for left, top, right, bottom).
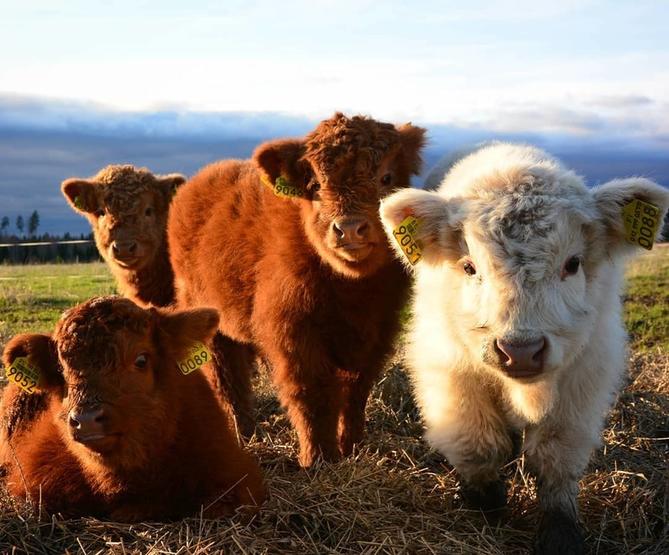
<box><xmin>392</xmin><ymin>215</ymin><xmax>423</xmax><ymax>265</ymax></box>
<box><xmin>622</xmin><ymin>198</ymin><xmax>661</xmax><ymax>250</ymax></box>
<box><xmin>177</xmin><ymin>342</ymin><xmax>213</xmax><ymax>375</ymax></box>
<box><xmin>5</xmin><ymin>357</ymin><xmax>40</xmax><ymax>394</ymax></box>
<box><xmin>260</xmin><ymin>174</ymin><xmax>303</xmax><ymax>198</ymax></box>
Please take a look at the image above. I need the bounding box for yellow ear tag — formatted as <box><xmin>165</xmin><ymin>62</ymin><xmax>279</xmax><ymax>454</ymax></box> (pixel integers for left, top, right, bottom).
<box><xmin>392</xmin><ymin>215</ymin><xmax>423</xmax><ymax>265</ymax></box>
<box><xmin>177</xmin><ymin>342</ymin><xmax>212</xmax><ymax>375</ymax></box>
<box><xmin>5</xmin><ymin>357</ymin><xmax>40</xmax><ymax>394</ymax></box>
<box><xmin>260</xmin><ymin>174</ymin><xmax>303</xmax><ymax>198</ymax></box>
<box><xmin>74</xmin><ymin>195</ymin><xmax>85</xmax><ymax>210</ymax></box>
<box><xmin>623</xmin><ymin>198</ymin><xmax>661</xmax><ymax>250</ymax></box>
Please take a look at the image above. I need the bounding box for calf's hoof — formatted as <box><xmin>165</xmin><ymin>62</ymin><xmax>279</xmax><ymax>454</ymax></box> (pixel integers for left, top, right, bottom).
<box><xmin>460</xmin><ymin>479</ymin><xmax>507</xmax><ymax>512</ymax></box>
<box><xmin>534</xmin><ymin>509</ymin><xmax>585</xmax><ymax>555</ymax></box>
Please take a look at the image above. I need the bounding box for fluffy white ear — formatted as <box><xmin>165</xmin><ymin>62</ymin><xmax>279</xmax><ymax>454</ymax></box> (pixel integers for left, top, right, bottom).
<box><xmin>592</xmin><ymin>178</ymin><xmax>669</xmax><ymax>256</ymax></box>
<box><xmin>379</xmin><ymin>188</ymin><xmax>463</xmax><ymax>266</ymax></box>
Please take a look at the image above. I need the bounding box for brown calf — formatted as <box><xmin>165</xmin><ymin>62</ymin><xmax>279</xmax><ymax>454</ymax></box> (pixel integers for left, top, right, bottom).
<box><xmin>61</xmin><ymin>165</ymin><xmax>185</xmax><ymax>307</ymax></box>
<box><xmin>0</xmin><ymin>297</ymin><xmax>265</xmax><ymax>521</ymax></box>
<box><xmin>169</xmin><ymin>113</ymin><xmax>425</xmax><ymax>466</ymax></box>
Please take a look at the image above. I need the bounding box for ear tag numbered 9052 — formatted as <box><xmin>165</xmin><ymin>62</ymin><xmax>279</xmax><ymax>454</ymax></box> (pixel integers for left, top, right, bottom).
<box><xmin>5</xmin><ymin>357</ymin><xmax>40</xmax><ymax>394</ymax></box>
<box><xmin>623</xmin><ymin>198</ymin><xmax>661</xmax><ymax>250</ymax></box>
<box><xmin>178</xmin><ymin>342</ymin><xmax>212</xmax><ymax>376</ymax></box>
<box><xmin>261</xmin><ymin>174</ymin><xmax>303</xmax><ymax>198</ymax></box>
<box><xmin>392</xmin><ymin>215</ymin><xmax>423</xmax><ymax>265</ymax></box>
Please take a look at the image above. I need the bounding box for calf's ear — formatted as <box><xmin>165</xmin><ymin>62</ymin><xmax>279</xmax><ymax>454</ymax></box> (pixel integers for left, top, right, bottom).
<box><xmin>396</xmin><ymin>124</ymin><xmax>427</xmax><ymax>176</ymax></box>
<box><xmin>155</xmin><ymin>308</ymin><xmax>220</xmax><ymax>363</ymax></box>
<box><xmin>592</xmin><ymin>178</ymin><xmax>669</xmax><ymax>256</ymax></box>
<box><xmin>253</xmin><ymin>139</ymin><xmax>308</xmax><ymax>194</ymax></box>
<box><xmin>3</xmin><ymin>334</ymin><xmax>64</xmax><ymax>392</ymax></box>
<box><xmin>61</xmin><ymin>178</ymin><xmax>99</xmax><ymax>215</ymax></box>
<box><xmin>380</xmin><ymin>188</ymin><xmax>463</xmax><ymax>266</ymax></box>
<box><xmin>157</xmin><ymin>173</ymin><xmax>187</xmax><ymax>201</ymax></box>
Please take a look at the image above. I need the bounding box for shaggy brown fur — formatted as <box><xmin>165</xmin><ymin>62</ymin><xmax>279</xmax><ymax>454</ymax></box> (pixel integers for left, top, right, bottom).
<box><xmin>169</xmin><ymin>113</ymin><xmax>425</xmax><ymax>466</ymax></box>
<box><xmin>0</xmin><ymin>297</ymin><xmax>265</xmax><ymax>521</ymax></box>
<box><xmin>61</xmin><ymin>165</ymin><xmax>185</xmax><ymax>307</ymax></box>
<box><xmin>60</xmin><ymin>165</ymin><xmax>256</xmax><ymax>436</ymax></box>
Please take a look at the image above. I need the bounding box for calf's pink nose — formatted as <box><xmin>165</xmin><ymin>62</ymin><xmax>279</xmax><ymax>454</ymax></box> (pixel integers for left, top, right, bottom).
<box><xmin>69</xmin><ymin>405</ymin><xmax>106</xmax><ymax>437</ymax></box>
<box><xmin>494</xmin><ymin>337</ymin><xmax>546</xmax><ymax>377</ymax></box>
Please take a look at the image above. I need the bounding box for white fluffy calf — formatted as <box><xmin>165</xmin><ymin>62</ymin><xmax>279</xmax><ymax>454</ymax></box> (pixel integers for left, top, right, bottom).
<box><xmin>380</xmin><ymin>143</ymin><xmax>669</xmax><ymax>555</ymax></box>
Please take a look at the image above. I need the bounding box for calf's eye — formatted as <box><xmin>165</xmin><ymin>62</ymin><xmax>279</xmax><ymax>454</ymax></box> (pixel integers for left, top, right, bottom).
<box><xmin>134</xmin><ymin>353</ymin><xmax>148</xmax><ymax>369</ymax></box>
<box><xmin>562</xmin><ymin>255</ymin><xmax>581</xmax><ymax>278</ymax></box>
<box><xmin>381</xmin><ymin>173</ymin><xmax>392</xmax><ymax>186</ymax></box>
<box><xmin>463</xmin><ymin>260</ymin><xmax>477</xmax><ymax>276</ymax></box>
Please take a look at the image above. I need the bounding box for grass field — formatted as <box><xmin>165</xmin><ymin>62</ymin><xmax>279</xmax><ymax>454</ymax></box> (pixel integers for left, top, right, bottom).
<box><xmin>0</xmin><ymin>250</ymin><xmax>667</xmax><ymax>554</ymax></box>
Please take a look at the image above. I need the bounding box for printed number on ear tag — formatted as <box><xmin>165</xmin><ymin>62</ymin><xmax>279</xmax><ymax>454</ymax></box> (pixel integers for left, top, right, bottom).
<box><xmin>623</xmin><ymin>198</ymin><xmax>661</xmax><ymax>250</ymax></box>
<box><xmin>392</xmin><ymin>215</ymin><xmax>423</xmax><ymax>265</ymax></box>
<box><xmin>5</xmin><ymin>357</ymin><xmax>40</xmax><ymax>394</ymax></box>
<box><xmin>178</xmin><ymin>342</ymin><xmax>212</xmax><ymax>376</ymax></box>
<box><xmin>260</xmin><ymin>174</ymin><xmax>303</xmax><ymax>198</ymax></box>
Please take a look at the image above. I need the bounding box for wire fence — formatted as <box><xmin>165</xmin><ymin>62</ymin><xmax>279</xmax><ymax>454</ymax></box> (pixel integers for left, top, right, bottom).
<box><xmin>0</xmin><ymin>239</ymin><xmax>99</xmax><ymax>264</ymax></box>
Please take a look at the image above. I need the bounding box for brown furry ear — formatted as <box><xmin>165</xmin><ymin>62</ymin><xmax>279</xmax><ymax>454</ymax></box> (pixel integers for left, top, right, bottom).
<box><xmin>253</xmin><ymin>139</ymin><xmax>308</xmax><ymax>192</ymax></box>
<box><xmin>155</xmin><ymin>308</ymin><xmax>220</xmax><ymax>363</ymax></box>
<box><xmin>396</xmin><ymin>124</ymin><xmax>427</xmax><ymax>176</ymax></box>
<box><xmin>3</xmin><ymin>334</ymin><xmax>63</xmax><ymax>392</ymax></box>
<box><xmin>61</xmin><ymin>178</ymin><xmax>99</xmax><ymax>214</ymax></box>
<box><xmin>157</xmin><ymin>173</ymin><xmax>187</xmax><ymax>201</ymax></box>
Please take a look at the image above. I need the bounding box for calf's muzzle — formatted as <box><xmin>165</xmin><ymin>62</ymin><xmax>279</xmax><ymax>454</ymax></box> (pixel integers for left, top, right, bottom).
<box><xmin>494</xmin><ymin>336</ymin><xmax>546</xmax><ymax>378</ymax></box>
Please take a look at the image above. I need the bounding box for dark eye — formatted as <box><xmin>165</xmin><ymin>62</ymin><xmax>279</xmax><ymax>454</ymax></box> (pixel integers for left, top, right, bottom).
<box><xmin>310</xmin><ymin>180</ymin><xmax>321</xmax><ymax>193</ymax></box>
<box><xmin>145</xmin><ymin>207</ymin><xmax>153</xmax><ymax>217</ymax></box>
<box><xmin>381</xmin><ymin>173</ymin><xmax>392</xmax><ymax>186</ymax></box>
<box><xmin>463</xmin><ymin>260</ymin><xmax>477</xmax><ymax>276</ymax></box>
<box><xmin>134</xmin><ymin>353</ymin><xmax>148</xmax><ymax>369</ymax></box>
<box><xmin>562</xmin><ymin>255</ymin><xmax>581</xmax><ymax>278</ymax></box>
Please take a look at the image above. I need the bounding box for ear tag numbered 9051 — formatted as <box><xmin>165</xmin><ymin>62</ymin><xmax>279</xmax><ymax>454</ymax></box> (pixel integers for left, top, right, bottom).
<box><xmin>261</xmin><ymin>174</ymin><xmax>303</xmax><ymax>198</ymax></box>
<box><xmin>623</xmin><ymin>198</ymin><xmax>661</xmax><ymax>250</ymax></box>
<box><xmin>5</xmin><ymin>357</ymin><xmax>40</xmax><ymax>394</ymax></box>
<box><xmin>178</xmin><ymin>342</ymin><xmax>212</xmax><ymax>376</ymax></box>
<box><xmin>392</xmin><ymin>215</ymin><xmax>423</xmax><ymax>265</ymax></box>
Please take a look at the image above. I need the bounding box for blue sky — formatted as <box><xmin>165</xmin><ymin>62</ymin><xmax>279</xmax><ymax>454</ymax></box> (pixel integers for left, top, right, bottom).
<box><xmin>1</xmin><ymin>0</ymin><xmax>668</xmax><ymax>142</ymax></box>
<box><xmin>1</xmin><ymin>1</ymin><xmax>668</xmax><ymax>235</ymax></box>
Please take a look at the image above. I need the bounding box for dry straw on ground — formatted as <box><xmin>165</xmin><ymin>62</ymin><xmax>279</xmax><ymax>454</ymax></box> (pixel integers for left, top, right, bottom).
<box><xmin>1</xmin><ymin>346</ymin><xmax>667</xmax><ymax>554</ymax></box>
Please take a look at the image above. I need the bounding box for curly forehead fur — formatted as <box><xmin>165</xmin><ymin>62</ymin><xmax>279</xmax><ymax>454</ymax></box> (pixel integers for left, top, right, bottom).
<box><xmin>90</xmin><ymin>165</ymin><xmax>161</xmax><ymax>212</ymax></box>
<box><xmin>55</xmin><ymin>296</ymin><xmax>150</xmax><ymax>370</ymax></box>
<box><xmin>304</xmin><ymin>112</ymin><xmax>403</xmax><ymax>176</ymax></box>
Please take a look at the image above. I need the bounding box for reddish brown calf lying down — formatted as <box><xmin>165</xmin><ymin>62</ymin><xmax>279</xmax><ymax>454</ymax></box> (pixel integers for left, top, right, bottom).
<box><xmin>169</xmin><ymin>113</ymin><xmax>425</xmax><ymax>466</ymax></box>
<box><xmin>0</xmin><ymin>297</ymin><xmax>265</xmax><ymax>521</ymax></box>
<box><xmin>61</xmin><ymin>165</ymin><xmax>256</xmax><ymax>436</ymax></box>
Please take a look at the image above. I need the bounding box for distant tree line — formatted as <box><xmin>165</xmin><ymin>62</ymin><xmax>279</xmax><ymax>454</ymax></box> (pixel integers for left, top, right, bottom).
<box><xmin>0</xmin><ymin>210</ymin><xmax>100</xmax><ymax>264</ymax></box>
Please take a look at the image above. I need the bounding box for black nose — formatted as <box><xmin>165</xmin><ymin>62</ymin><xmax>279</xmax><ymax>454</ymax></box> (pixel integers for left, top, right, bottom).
<box><xmin>332</xmin><ymin>217</ymin><xmax>370</xmax><ymax>242</ymax></box>
<box><xmin>69</xmin><ymin>405</ymin><xmax>106</xmax><ymax>436</ymax></box>
<box><xmin>494</xmin><ymin>337</ymin><xmax>546</xmax><ymax>377</ymax></box>
<box><xmin>111</xmin><ymin>240</ymin><xmax>138</xmax><ymax>259</ymax></box>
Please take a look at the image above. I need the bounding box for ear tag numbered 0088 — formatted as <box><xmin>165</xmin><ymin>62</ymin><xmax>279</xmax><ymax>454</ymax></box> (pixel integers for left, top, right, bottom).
<box><xmin>178</xmin><ymin>342</ymin><xmax>213</xmax><ymax>376</ymax></box>
<box><xmin>260</xmin><ymin>174</ymin><xmax>303</xmax><ymax>198</ymax></box>
<box><xmin>392</xmin><ymin>215</ymin><xmax>423</xmax><ymax>265</ymax></box>
<box><xmin>622</xmin><ymin>198</ymin><xmax>661</xmax><ymax>250</ymax></box>
<box><xmin>5</xmin><ymin>357</ymin><xmax>40</xmax><ymax>394</ymax></box>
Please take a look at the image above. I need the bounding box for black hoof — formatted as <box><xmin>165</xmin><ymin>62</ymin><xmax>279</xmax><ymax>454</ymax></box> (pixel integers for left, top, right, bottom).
<box><xmin>460</xmin><ymin>479</ymin><xmax>507</xmax><ymax>512</ymax></box>
<box><xmin>534</xmin><ymin>509</ymin><xmax>585</xmax><ymax>555</ymax></box>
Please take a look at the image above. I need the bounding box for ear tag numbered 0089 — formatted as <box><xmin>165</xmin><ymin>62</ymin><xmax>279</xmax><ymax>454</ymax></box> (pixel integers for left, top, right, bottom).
<box><xmin>178</xmin><ymin>342</ymin><xmax>213</xmax><ymax>376</ymax></box>
<box><xmin>622</xmin><ymin>198</ymin><xmax>661</xmax><ymax>250</ymax></box>
<box><xmin>5</xmin><ymin>357</ymin><xmax>40</xmax><ymax>394</ymax></box>
<box><xmin>392</xmin><ymin>215</ymin><xmax>423</xmax><ymax>265</ymax></box>
<box><xmin>260</xmin><ymin>174</ymin><xmax>303</xmax><ymax>198</ymax></box>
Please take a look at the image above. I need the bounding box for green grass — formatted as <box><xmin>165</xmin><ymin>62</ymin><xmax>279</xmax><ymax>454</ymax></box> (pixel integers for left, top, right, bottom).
<box><xmin>0</xmin><ymin>262</ymin><xmax>115</xmax><ymax>347</ymax></box>
<box><xmin>624</xmin><ymin>246</ymin><xmax>669</xmax><ymax>352</ymax></box>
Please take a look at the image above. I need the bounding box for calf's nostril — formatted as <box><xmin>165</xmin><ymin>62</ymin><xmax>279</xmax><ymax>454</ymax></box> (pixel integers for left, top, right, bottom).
<box><xmin>332</xmin><ymin>222</ymin><xmax>345</xmax><ymax>239</ymax></box>
<box><xmin>128</xmin><ymin>242</ymin><xmax>137</xmax><ymax>254</ymax></box>
<box><xmin>69</xmin><ymin>413</ymin><xmax>81</xmax><ymax>429</ymax></box>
